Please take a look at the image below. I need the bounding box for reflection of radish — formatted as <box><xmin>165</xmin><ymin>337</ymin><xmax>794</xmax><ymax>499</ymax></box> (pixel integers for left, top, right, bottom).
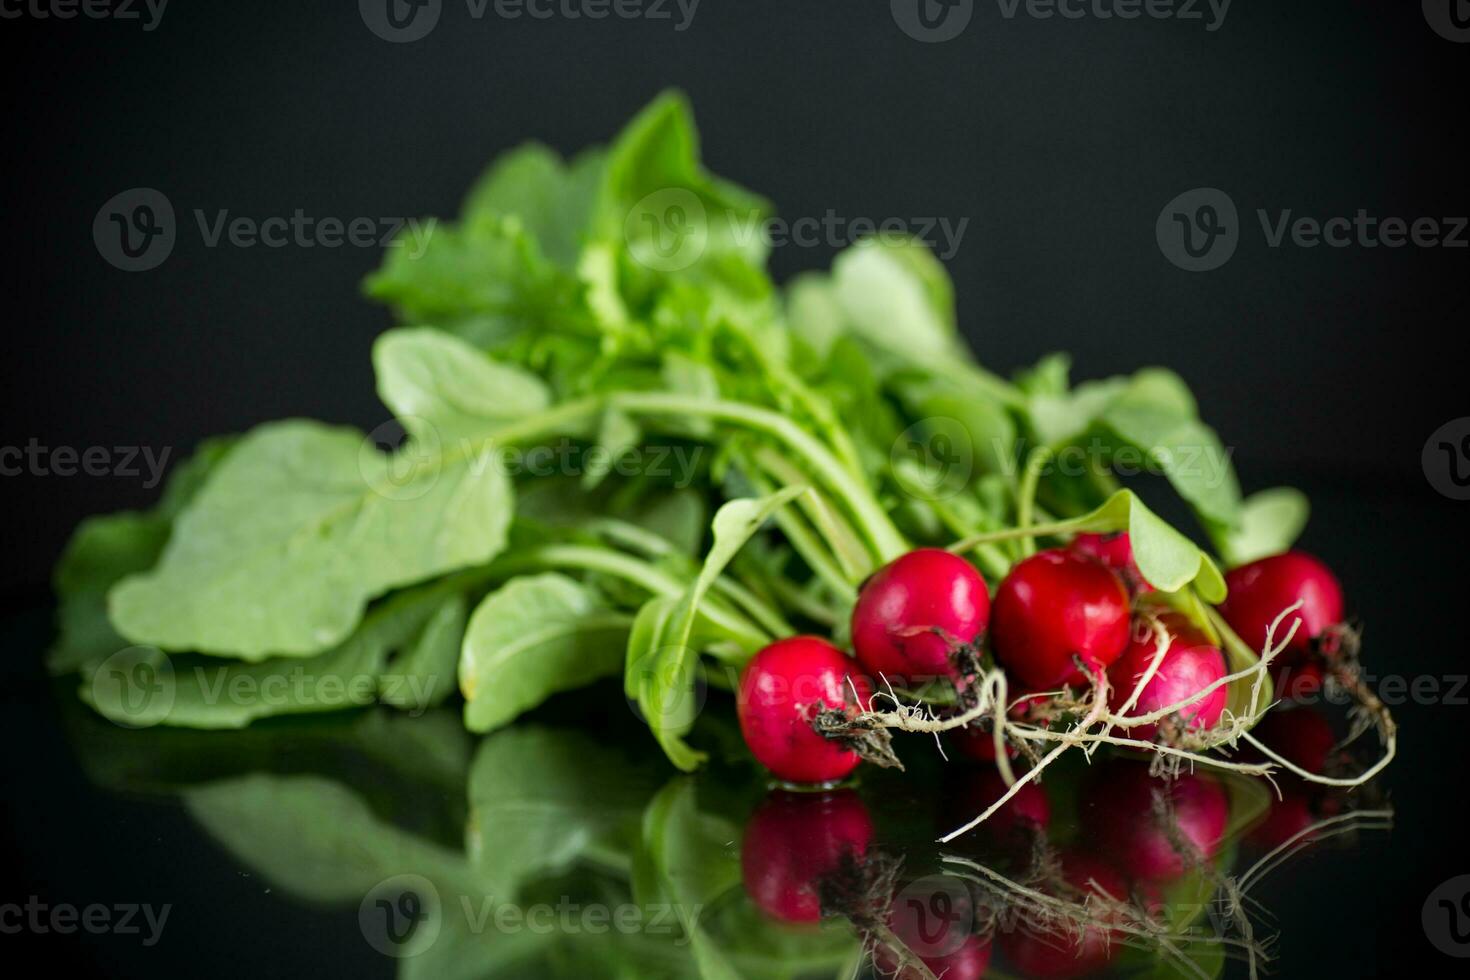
<box><xmin>1071</xmin><ymin>531</ymin><xmax>1152</xmax><ymax>595</ymax></box>
<box><xmin>1250</xmin><ymin>705</ymin><xmax>1335</xmax><ymax>774</ymax></box>
<box><xmin>851</xmin><ymin>549</ymin><xmax>991</xmax><ymax>684</ymax></box>
<box><xmin>874</xmin><ymin>934</ymin><xmax>991</xmax><ymax>980</ymax></box>
<box><xmin>738</xmin><ymin>636</ymin><xmax>871</xmax><ymax>784</ymax></box>
<box><xmin>1107</xmin><ymin>615</ymin><xmax>1227</xmax><ymax>741</ymax></box>
<box><xmin>1219</xmin><ymin>552</ymin><xmax>1343</xmax><ymax>661</ymax></box>
<box><xmin>1083</xmin><ymin>761</ymin><xmax>1229</xmax><ymax>882</ymax></box>
<box><xmin>998</xmin><ymin>849</ymin><xmax>1126</xmax><ymax>978</ymax></box>
<box><xmin>948</xmin><ymin>766</ymin><xmax>1051</xmax><ymax>844</ymax></box>
<box><xmin>990</xmin><ymin>549</ymin><xmax>1131</xmax><ymax>690</ymax></box>
<box><xmin>741</xmin><ymin>790</ymin><xmax>873</xmax><ymax>923</ymax></box>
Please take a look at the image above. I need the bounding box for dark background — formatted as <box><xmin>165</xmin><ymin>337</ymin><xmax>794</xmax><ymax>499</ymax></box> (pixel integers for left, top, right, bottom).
<box><xmin>2</xmin><ymin>1</ymin><xmax>1466</xmax><ymax>977</ymax></box>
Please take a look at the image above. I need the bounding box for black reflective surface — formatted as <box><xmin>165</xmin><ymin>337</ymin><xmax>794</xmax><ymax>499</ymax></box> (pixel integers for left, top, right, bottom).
<box><xmin>3</xmin><ymin>478</ymin><xmax>1464</xmax><ymax>977</ymax></box>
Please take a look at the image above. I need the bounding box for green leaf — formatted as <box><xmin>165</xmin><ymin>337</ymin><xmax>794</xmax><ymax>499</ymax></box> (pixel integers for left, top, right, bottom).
<box><xmin>49</xmin><ymin>437</ymin><xmax>237</xmax><ymax>675</ymax></box>
<box><xmin>381</xmin><ymin>593</ymin><xmax>468</xmax><ymax>712</ymax></box>
<box><xmin>374</xmin><ymin>327</ymin><xmax>551</xmax><ymax>447</ymax></box>
<box><xmin>461</xmin><ymin>142</ymin><xmax>606</xmax><ymax>270</ymax></box>
<box><xmin>1216</xmin><ymin>487</ymin><xmax>1309</xmax><ymax>566</ymax></box>
<box><xmin>1096</xmin><ymin>368</ymin><xmax>1241</xmax><ymax>528</ymax></box>
<box><xmin>626</xmin><ymin>487</ymin><xmax>802</xmax><ymax>770</ymax></box>
<box><xmin>84</xmin><ymin>578</ymin><xmax>472</xmax><ymax>728</ymax></box>
<box><xmin>460</xmin><ymin>574</ymin><xmax>631</xmax><ymax>733</ymax></box>
<box><xmin>109</xmin><ymin>419</ymin><xmax>514</xmax><ymax>658</ymax></box>
<box><xmin>830</xmin><ymin>238</ymin><xmax>965</xmax><ymax>368</ymax></box>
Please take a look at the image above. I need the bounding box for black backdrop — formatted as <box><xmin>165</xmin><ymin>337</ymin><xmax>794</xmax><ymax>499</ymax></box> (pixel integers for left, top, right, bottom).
<box><xmin>2</xmin><ymin>0</ymin><xmax>1465</xmax><ymax>591</ymax></box>
<box><xmin>2</xmin><ymin>3</ymin><xmax>1468</xmax><ymax>977</ymax></box>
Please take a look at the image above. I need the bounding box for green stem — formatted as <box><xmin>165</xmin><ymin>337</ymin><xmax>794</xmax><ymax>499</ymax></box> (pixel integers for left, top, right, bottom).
<box><xmin>612</xmin><ymin>392</ymin><xmax>907</xmax><ymax>563</ymax></box>
<box><xmin>754</xmin><ymin>446</ymin><xmax>872</xmax><ymax>580</ymax></box>
<box><xmin>494</xmin><ymin>544</ymin><xmax>768</xmax><ymax>650</ymax></box>
<box><xmin>1015</xmin><ymin>446</ymin><xmax>1052</xmax><ymax>560</ymax></box>
<box><xmin>739</xmin><ymin>461</ymin><xmax>857</xmax><ymax>602</ymax></box>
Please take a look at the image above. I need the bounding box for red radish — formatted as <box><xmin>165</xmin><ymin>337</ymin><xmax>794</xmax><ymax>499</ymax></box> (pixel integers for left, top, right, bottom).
<box><xmin>1071</xmin><ymin>531</ymin><xmax>1152</xmax><ymax>594</ymax></box>
<box><xmin>851</xmin><ymin>549</ymin><xmax>990</xmax><ymax>685</ymax></box>
<box><xmin>951</xmin><ymin>722</ymin><xmax>1016</xmax><ymax>763</ymax></box>
<box><xmin>1107</xmin><ymin>615</ymin><xmax>1227</xmax><ymax>741</ymax></box>
<box><xmin>998</xmin><ymin>849</ymin><xmax>1126</xmax><ymax>978</ymax></box>
<box><xmin>1219</xmin><ymin>552</ymin><xmax>1344</xmax><ymax>661</ymax></box>
<box><xmin>741</xmin><ymin>790</ymin><xmax>873</xmax><ymax>923</ymax></box>
<box><xmin>1083</xmin><ymin>761</ymin><xmax>1229</xmax><ymax>882</ymax></box>
<box><xmin>738</xmin><ymin>636</ymin><xmax>871</xmax><ymax>784</ymax></box>
<box><xmin>1274</xmin><ymin>660</ymin><xmax>1327</xmax><ymax>702</ymax></box>
<box><xmin>875</xmin><ymin>935</ymin><xmax>991</xmax><ymax>980</ymax></box>
<box><xmin>990</xmin><ymin>549</ymin><xmax>1131</xmax><ymax>690</ymax></box>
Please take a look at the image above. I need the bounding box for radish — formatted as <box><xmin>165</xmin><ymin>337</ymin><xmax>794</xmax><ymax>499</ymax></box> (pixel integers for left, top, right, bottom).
<box><xmin>1107</xmin><ymin>614</ymin><xmax>1227</xmax><ymax>741</ymax></box>
<box><xmin>950</xmin><ymin>721</ymin><xmax>1016</xmax><ymax>763</ymax></box>
<box><xmin>1218</xmin><ymin>551</ymin><xmax>1344</xmax><ymax>661</ymax></box>
<box><xmin>851</xmin><ymin>549</ymin><xmax>990</xmax><ymax>684</ymax></box>
<box><xmin>738</xmin><ymin>636</ymin><xmax>871</xmax><ymax>784</ymax></box>
<box><xmin>875</xmin><ymin>935</ymin><xmax>991</xmax><ymax>980</ymax></box>
<box><xmin>741</xmin><ymin>789</ymin><xmax>873</xmax><ymax>923</ymax></box>
<box><xmin>998</xmin><ymin>849</ymin><xmax>1126</xmax><ymax>978</ymax></box>
<box><xmin>946</xmin><ymin>766</ymin><xmax>1051</xmax><ymax>846</ymax></box>
<box><xmin>990</xmin><ymin>549</ymin><xmax>1132</xmax><ymax>690</ymax></box>
<box><xmin>1071</xmin><ymin>531</ymin><xmax>1152</xmax><ymax>594</ymax></box>
<box><xmin>1083</xmin><ymin>761</ymin><xmax>1229</xmax><ymax>882</ymax></box>
<box><xmin>1248</xmin><ymin>704</ymin><xmax>1335</xmax><ymax>774</ymax></box>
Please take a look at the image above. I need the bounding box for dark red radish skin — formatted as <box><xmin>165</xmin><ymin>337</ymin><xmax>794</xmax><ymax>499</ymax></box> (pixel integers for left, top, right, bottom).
<box><xmin>738</xmin><ymin>636</ymin><xmax>871</xmax><ymax>784</ymax></box>
<box><xmin>1107</xmin><ymin>615</ymin><xmax>1227</xmax><ymax>741</ymax></box>
<box><xmin>951</xmin><ymin>723</ymin><xmax>1016</xmax><ymax>763</ymax></box>
<box><xmin>851</xmin><ymin>549</ymin><xmax>990</xmax><ymax>685</ymax></box>
<box><xmin>1219</xmin><ymin>552</ymin><xmax>1344</xmax><ymax>662</ymax></box>
<box><xmin>1083</xmin><ymin>761</ymin><xmax>1229</xmax><ymax>882</ymax></box>
<box><xmin>1071</xmin><ymin>531</ymin><xmax>1153</xmax><ymax>595</ymax></box>
<box><xmin>947</xmin><ymin>767</ymin><xmax>1052</xmax><ymax>846</ymax></box>
<box><xmin>1274</xmin><ymin>661</ymin><xmax>1327</xmax><ymax>702</ymax></box>
<box><xmin>998</xmin><ymin>849</ymin><xmax>1126</xmax><ymax>978</ymax></box>
<box><xmin>741</xmin><ymin>790</ymin><xmax>874</xmax><ymax>924</ymax></box>
<box><xmin>1248</xmin><ymin>705</ymin><xmax>1335</xmax><ymax>774</ymax></box>
<box><xmin>874</xmin><ymin>935</ymin><xmax>991</xmax><ymax>980</ymax></box>
<box><xmin>990</xmin><ymin>549</ymin><xmax>1132</xmax><ymax>690</ymax></box>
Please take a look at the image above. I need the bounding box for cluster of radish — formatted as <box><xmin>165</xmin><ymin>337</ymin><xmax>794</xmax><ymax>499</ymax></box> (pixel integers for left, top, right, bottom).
<box><xmin>737</xmin><ymin>539</ymin><xmax>1347</xmax><ymax>786</ymax></box>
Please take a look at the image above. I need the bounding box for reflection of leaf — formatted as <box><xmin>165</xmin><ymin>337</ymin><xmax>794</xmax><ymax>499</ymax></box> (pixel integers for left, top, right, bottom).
<box><xmin>460</xmin><ymin>574</ymin><xmax>631</xmax><ymax>733</ymax></box>
<box><xmin>635</xmin><ymin>779</ymin><xmax>743</xmax><ymax>980</ymax></box>
<box><xmin>184</xmin><ymin>774</ymin><xmax>472</xmax><ymax>904</ymax></box>
<box><xmin>466</xmin><ymin>727</ymin><xmax>664</xmax><ymax>902</ymax></box>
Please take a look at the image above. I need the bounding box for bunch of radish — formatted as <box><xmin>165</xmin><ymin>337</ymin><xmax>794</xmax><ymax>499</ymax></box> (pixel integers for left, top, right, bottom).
<box><xmin>737</xmin><ymin>541</ymin><xmax>1354</xmax><ymax>789</ymax></box>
